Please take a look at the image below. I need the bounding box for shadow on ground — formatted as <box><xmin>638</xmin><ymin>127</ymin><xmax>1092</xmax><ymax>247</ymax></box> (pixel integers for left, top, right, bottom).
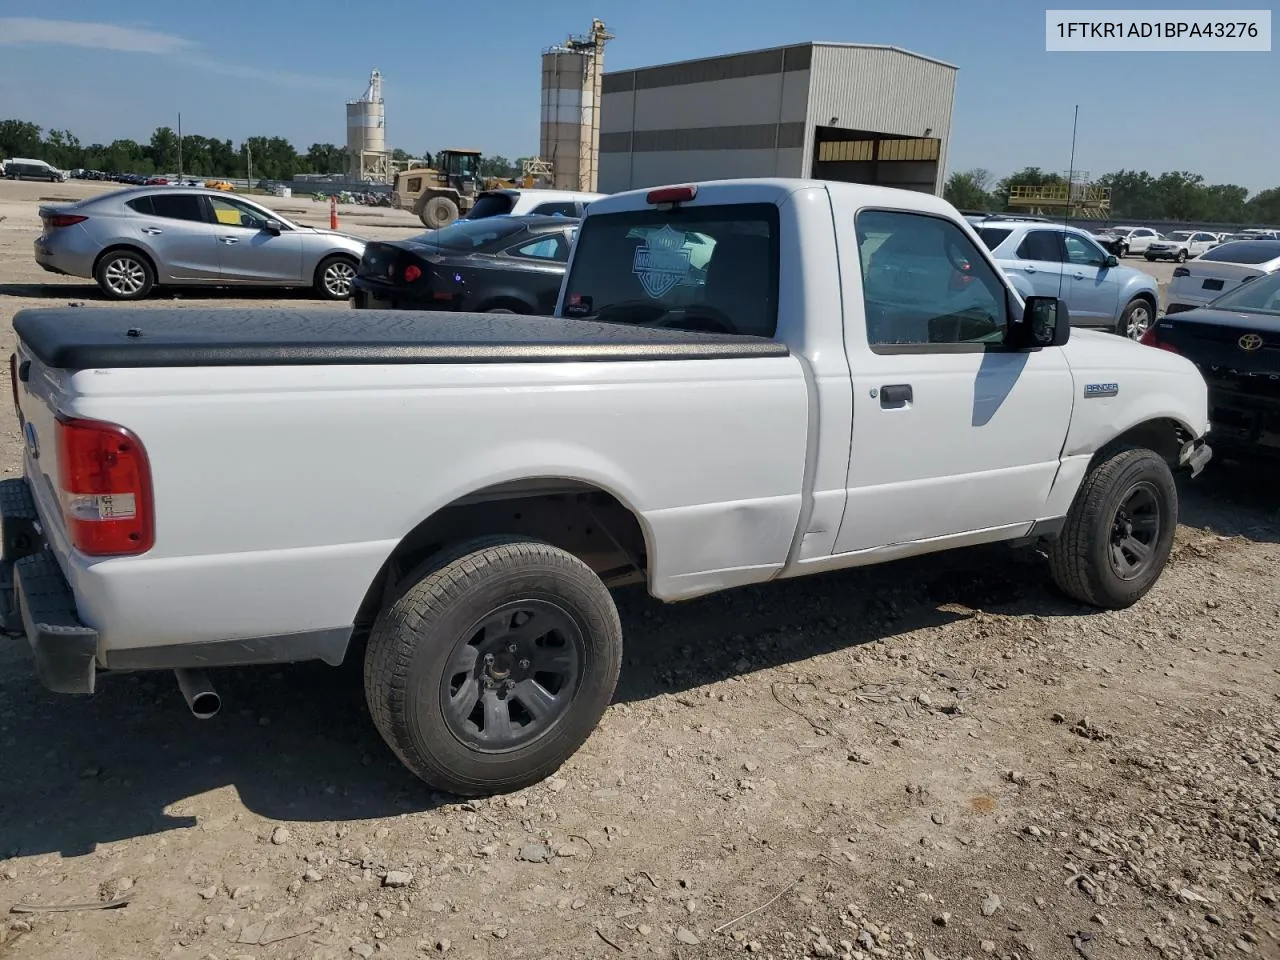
<box><xmin>0</xmin><ymin>542</ymin><xmax>1085</xmax><ymax>860</ymax></box>
<box><xmin>1178</xmin><ymin>456</ymin><xmax>1280</xmax><ymax>543</ymax></box>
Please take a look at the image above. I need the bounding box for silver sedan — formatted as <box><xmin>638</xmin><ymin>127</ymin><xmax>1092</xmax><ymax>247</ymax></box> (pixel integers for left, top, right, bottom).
<box><xmin>33</xmin><ymin>187</ymin><xmax>366</xmax><ymax>301</ymax></box>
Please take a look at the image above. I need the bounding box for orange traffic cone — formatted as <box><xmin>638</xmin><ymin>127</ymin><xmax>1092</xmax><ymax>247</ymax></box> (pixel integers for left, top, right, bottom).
<box><xmin>329</xmin><ymin>196</ymin><xmax>338</xmax><ymax>230</ymax></box>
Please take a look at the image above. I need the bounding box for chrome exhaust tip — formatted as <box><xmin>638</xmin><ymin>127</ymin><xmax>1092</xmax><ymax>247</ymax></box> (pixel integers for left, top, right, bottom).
<box><xmin>175</xmin><ymin>669</ymin><xmax>220</xmax><ymax>720</ymax></box>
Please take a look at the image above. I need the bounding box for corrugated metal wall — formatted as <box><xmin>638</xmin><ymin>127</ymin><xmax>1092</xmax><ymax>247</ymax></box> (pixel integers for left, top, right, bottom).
<box><xmin>805</xmin><ymin>46</ymin><xmax>956</xmax><ymax>193</ymax></box>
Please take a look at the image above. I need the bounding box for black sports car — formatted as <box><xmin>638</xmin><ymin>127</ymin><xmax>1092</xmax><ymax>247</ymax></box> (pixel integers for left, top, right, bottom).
<box><xmin>351</xmin><ymin>215</ymin><xmax>579</xmax><ymax>315</ymax></box>
<box><xmin>1141</xmin><ymin>270</ymin><xmax>1280</xmax><ymax>457</ymax></box>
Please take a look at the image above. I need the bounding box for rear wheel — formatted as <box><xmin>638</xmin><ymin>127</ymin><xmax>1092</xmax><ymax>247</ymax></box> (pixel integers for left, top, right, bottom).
<box><xmin>420</xmin><ymin>195</ymin><xmax>460</xmax><ymax>230</ymax></box>
<box><xmin>364</xmin><ymin>536</ymin><xmax>623</xmax><ymax>796</ymax></box>
<box><xmin>1144</xmin><ymin>254</ymin><xmax>1156</xmax><ymax>262</ymax></box>
<box><xmin>1048</xmin><ymin>447</ymin><xmax>1178</xmax><ymax>609</ymax></box>
<box><xmin>94</xmin><ymin>249</ymin><xmax>155</xmax><ymax>300</ymax></box>
<box><xmin>314</xmin><ymin>255</ymin><xmax>356</xmax><ymax>300</ymax></box>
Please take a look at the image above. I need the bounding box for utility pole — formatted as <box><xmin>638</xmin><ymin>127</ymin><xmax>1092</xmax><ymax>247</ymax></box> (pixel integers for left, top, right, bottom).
<box><xmin>246</xmin><ymin>144</ymin><xmax>253</xmax><ymax>190</ymax></box>
<box><xmin>177</xmin><ymin>112</ymin><xmax>183</xmax><ymax>180</ymax></box>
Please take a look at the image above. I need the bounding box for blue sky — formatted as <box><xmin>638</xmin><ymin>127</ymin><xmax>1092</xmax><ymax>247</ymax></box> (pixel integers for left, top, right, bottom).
<box><xmin>1</xmin><ymin>2</ymin><xmax>1276</xmax><ymax>192</ymax></box>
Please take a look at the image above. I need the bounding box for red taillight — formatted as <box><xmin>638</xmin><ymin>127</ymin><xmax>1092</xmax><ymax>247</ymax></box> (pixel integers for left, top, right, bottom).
<box><xmin>403</xmin><ymin>264</ymin><xmax>422</xmax><ymax>283</ymax></box>
<box><xmin>55</xmin><ymin>417</ymin><xmax>154</xmax><ymax>556</ymax></box>
<box><xmin>1172</xmin><ymin>267</ymin><xmax>1190</xmax><ymax>278</ymax></box>
<box><xmin>647</xmin><ymin>185</ymin><xmax>696</xmax><ymax>205</ymax></box>
<box><xmin>45</xmin><ymin>214</ymin><xmax>88</xmax><ymax>228</ymax></box>
<box><xmin>1139</xmin><ymin>326</ymin><xmax>1179</xmax><ymax>354</ymax></box>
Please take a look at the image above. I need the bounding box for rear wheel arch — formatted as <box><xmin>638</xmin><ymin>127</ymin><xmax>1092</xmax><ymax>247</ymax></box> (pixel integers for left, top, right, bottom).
<box><xmin>351</xmin><ymin>478</ymin><xmax>653</xmax><ymax>642</ymax></box>
<box><xmin>1092</xmin><ymin>417</ymin><xmax>1194</xmax><ymax>469</ymax></box>
<box><xmin>93</xmin><ymin>243</ymin><xmax>158</xmax><ymax>280</ymax></box>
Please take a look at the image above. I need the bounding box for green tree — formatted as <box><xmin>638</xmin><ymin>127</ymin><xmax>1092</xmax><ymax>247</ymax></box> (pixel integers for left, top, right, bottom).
<box><xmin>305</xmin><ymin>143</ymin><xmax>345</xmax><ymax>175</ymax></box>
<box><xmin>1245</xmin><ymin>187</ymin><xmax>1280</xmax><ymax>224</ymax></box>
<box><xmin>943</xmin><ymin>169</ymin><xmax>994</xmax><ymax>211</ymax></box>
<box><xmin>0</xmin><ymin>119</ymin><xmax>43</xmax><ymax>159</ymax></box>
<box><xmin>148</xmin><ymin>126</ymin><xmax>179</xmax><ymax>172</ymax></box>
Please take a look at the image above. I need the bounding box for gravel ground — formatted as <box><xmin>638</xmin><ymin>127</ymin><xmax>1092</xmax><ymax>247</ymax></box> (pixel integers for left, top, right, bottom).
<box><xmin>0</xmin><ymin>181</ymin><xmax>1274</xmax><ymax>960</ymax></box>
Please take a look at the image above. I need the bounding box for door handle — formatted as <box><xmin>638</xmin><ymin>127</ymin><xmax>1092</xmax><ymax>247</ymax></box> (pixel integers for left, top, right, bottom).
<box><xmin>880</xmin><ymin>384</ymin><xmax>912</xmax><ymax>406</ymax></box>
<box><xmin>1024</xmin><ymin>265</ymin><xmax>1036</xmax><ymax>273</ymax></box>
<box><xmin>1073</xmin><ymin>272</ymin><xmax>1085</xmax><ymax>279</ymax></box>
<box><xmin>220</xmin><ymin>237</ymin><xmax>239</xmax><ymax>244</ymax></box>
<box><xmin>141</xmin><ymin>227</ymin><xmax>162</xmax><ymax>235</ymax></box>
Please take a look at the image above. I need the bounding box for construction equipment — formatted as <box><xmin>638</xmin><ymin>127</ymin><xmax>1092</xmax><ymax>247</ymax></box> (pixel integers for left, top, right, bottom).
<box><xmin>483</xmin><ymin>158</ymin><xmax>556</xmax><ymax>192</ymax></box>
<box><xmin>391</xmin><ymin>149</ymin><xmax>484</xmax><ymax>229</ymax></box>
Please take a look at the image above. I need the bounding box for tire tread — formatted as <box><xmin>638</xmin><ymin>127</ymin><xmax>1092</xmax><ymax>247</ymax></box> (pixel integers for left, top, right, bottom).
<box><xmin>364</xmin><ymin>536</ymin><xmax>621</xmax><ymax>795</ymax></box>
<box><xmin>1048</xmin><ymin>447</ymin><xmax>1177</xmax><ymax>609</ymax></box>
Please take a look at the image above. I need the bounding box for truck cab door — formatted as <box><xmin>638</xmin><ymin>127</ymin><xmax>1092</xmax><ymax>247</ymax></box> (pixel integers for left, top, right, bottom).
<box><xmin>832</xmin><ymin>208</ymin><xmax>1075</xmax><ymax>555</ymax></box>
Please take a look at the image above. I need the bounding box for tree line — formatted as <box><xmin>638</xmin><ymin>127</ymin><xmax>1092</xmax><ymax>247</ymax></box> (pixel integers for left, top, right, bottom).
<box><xmin>0</xmin><ymin>119</ymin><xmax>527</xmax><ymax>182</ymax></box>
<box><xmin>945</xmin><ymin>166</ymin><xmax>1280</xmax><ymax>225</ymax></box>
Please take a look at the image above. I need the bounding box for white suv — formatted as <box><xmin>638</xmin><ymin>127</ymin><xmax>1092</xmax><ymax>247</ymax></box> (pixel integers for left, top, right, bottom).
<box><xmin>1145</xmin><ymin>230</ymin><xmax>1219</xmax><ymax>262</ymax></box>
<box><xmin>466</xmin><ymin>189</ymin><xmax>604</xmax><ymax>221</ymax></box>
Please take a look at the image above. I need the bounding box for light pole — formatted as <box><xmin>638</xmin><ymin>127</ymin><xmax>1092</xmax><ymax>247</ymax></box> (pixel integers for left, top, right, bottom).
<box><xmin>177</xmin><ymin>112</ymin><xmax>183</xmax><ymax>180</ymax></box>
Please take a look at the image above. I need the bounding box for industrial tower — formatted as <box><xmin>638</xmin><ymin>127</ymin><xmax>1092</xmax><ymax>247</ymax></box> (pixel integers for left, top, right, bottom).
<box><xmin>346</xmin><ymin>70</ymin><xmax>392</xmax><ymax>183</ymax></box>
<box><xmin>540</xmin><ymin>19</ymin><xmax>614</xmax><ymax>192</ymax></box>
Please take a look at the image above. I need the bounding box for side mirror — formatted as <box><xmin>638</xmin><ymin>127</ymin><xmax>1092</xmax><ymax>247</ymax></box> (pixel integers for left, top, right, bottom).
<box><xmin>1104</xmin><ymin>254</ymin><xmax>1119</xmax><ymax>268</ymax></box>
<box><xmin>1016</xmin><ymin>296</ymin><xmax>1071</xmax><ymax>348</ymax></box>
<box><xmin>263</xmin><ymin>219</ymin><xmax>282</xmax><ymax>234</ymax></box>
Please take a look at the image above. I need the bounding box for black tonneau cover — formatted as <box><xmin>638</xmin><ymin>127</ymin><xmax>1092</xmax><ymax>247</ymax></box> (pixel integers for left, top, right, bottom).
<box><xmin>13</xmin><ymin>308</ymin><xmax>789</xmax><ymax>370</ymax></box>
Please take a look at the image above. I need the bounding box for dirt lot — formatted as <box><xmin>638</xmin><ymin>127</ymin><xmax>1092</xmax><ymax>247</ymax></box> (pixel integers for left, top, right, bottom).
<box><xmin>0</xmin><ymin>182</ymin><xmax>1275</xmax><ymax>960</ymax></box>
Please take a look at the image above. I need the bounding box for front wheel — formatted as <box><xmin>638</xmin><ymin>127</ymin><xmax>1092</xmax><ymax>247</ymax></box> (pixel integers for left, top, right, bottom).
<box><xmin>1176</xmin><ymin>250</ymin><xmax>1188</xmax><ymax>263</ymax></box>
<box><xmin>364</xmin><ymin>537</ymin><xmax>623</xmax><ymax>796</ymax></box>
<box><xmin>1144</xmin><ymin>255</ymin><xmax>1157</xmax><ymax>262</ymax></box>
<box><xmin>1117</xmin><ymin>243</ymin><xmax>1129</xmax><ymax>258</ymax></box>
<box><xmin>1047</xmin><ymin>447</ymin><xmax>1178</xmax><ymax>609</ymax></box>
<box><xmin>420</xmin><ymin>195</ymin><xmax>460</xmax><ymax>230</ymax></box>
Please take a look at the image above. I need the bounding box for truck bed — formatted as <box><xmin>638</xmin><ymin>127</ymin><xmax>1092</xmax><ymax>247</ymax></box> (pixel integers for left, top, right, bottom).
<box><xmin>13</xmin><ymin>308</ymin><xmax>789</xmax><ymax>369</ymax></box>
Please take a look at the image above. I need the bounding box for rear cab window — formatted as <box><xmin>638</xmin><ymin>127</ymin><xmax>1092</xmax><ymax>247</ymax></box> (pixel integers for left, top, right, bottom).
<box><xmin>562</xmin><ymin>203</ymin><xmax>780</xmax><ymax>338</ymax></box>
<box><xmin>468</xmin><ymin>193</ymin><xmax>515</xmax><ymax>219</ymax></box>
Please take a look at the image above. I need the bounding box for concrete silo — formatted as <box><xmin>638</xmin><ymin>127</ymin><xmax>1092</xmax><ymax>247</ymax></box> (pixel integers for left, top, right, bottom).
<box><xmin>346</xmin><ymin>70</ymin><xmax>391</xmax><ymax>183</ymax></box>
<box><xmin>540</xmin><ymin>19</ymin><xmax>613</xmax><ymax>192</ymax></box>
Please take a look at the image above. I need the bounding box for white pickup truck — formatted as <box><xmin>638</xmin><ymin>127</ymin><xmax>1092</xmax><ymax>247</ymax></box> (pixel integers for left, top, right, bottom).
<box><xmin>3</xmin><ymin>179</ymin><xmax>1212</xmax><ymax>796</ymax></box>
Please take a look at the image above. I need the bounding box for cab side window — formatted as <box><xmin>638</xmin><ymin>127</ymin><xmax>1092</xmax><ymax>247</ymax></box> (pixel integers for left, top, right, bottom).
<box><xmin>856</xmin><ymin>210</ymin><xmax>1009</xmax><ymax>351</ymax></box>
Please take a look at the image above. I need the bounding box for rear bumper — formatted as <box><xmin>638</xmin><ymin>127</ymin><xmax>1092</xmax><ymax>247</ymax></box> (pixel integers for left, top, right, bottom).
<box><xmin>350</xmin><ymin>277</ymin><xmax>444</xmax><ymax>311</ymax></box>
<box><xmin>0</xmin><ymin>477</ymin><xmax>100</xmax><ymax>694</ymax></box>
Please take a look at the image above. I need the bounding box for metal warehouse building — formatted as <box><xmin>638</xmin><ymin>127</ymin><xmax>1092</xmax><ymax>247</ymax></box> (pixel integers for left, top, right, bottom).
<box><xmin>598</xmin><ymin>42</ymin><xmax>957</xmax><ymax>195</ymax></box>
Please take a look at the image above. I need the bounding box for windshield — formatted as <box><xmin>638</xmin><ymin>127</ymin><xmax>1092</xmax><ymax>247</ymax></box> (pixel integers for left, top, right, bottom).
<box><xmin>1209</xmin><ymin>271</ymin><xmax>1280</xmax><ymax>315</ymax></box>
<box><xmin>1169</xmin><ymin>231</ymin><xmax>1194</xmax><ymax>241</ymax></box>
<box><xmin>561</xmin><ymin>203</ymin><xmax>779</xmax><ymax>338</ymax></box>
<box><xmin>410</xmin><ymin>217</ymin><xmax>524</xmax><ymax>250</ymax></box>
